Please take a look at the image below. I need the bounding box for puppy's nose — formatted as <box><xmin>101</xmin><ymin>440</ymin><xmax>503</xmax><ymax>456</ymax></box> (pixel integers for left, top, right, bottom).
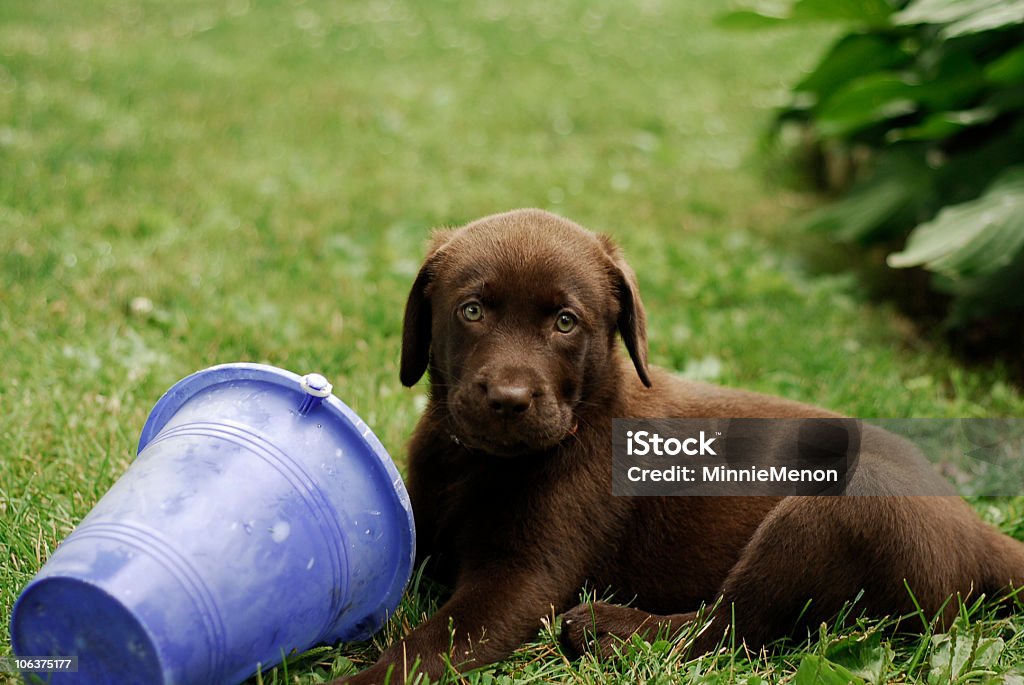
<box><xmin>486</xmin><ymin>383</ymin><xmax>533</xmax><ymax>415</ymax></box>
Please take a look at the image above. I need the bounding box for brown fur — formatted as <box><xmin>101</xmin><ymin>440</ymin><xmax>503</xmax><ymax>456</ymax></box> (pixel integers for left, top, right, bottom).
<box><xmin>335</xmin><ymin>209</ymin><xmax>1024</xmax><ymax>684</ymax></box>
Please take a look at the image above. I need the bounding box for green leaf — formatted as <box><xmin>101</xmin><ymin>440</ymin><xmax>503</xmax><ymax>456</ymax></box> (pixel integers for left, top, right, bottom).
<box><xmin>925</xmin><ymin>631</ymin><xmax>1005</xmax><ymax>684</ymax></box>
<box><xmin>895</xmin><ymin>0</ymin><xmax>1014</xmax><ymax>26</ymax></box>
<box><xmin>943</xmin><ymin>228</ymin><xmax>1024</xmax><ymax>322</ymax></box>
<box><xmin>794</xmin><ymin>654</ymin><xmax>867</xmax><ymax>685</ymax></box>
<box><xmin>815</xmin><ymin>73</ymin><xmax>919</xmax><ymax>138</ymax></box>
<box><xmin>788</xmin><ymin>0</ymin><xmax>896</xmax><ymax>24</ymax></box>
<box><xmin>888</xmin><ymin>166</ymin><xmax>1024</xmax><ymax>279</ymax></box>
<box><xmin>888</xmin><ymin>107</ymin><xmax>997</xmax><ymax>141</ymax></box>
<box><xmin>799</xmin><ymin>175</ymin><xmax>909</xmax><ymax>240</ymax></box>
<box><xmin>944</xmin><ymin>2</ymin><xmax>1024</xmax><ymax>37</ymax></box>
<box><xmin>911</xmin><ymin>49</ymin><xmax>987</xmax><ymax>112</ymax></box>
<box><xmin>649</xmin><ymin>639</ymin><xmax>672</xmax><ymax>654</ymax></box>
<box><xmin>718</xmin><ymin>0</ymin><xmax>895</xmax><ymax>29</ymax></box>
<box><xmin>715</xmin><ymin>9</ymin><xmax>789</xmax><ymax>29</ymax></box>
<box><xmin>986</xmin><ymin>44</ymin><xmax>1024</xmax><ymax>84</ymax></box>
<box><xmin>893</xmin><ymin>0</ymin><xmax>1024</xmax><ymax>36</ymax></box>
<box><xmin>934</xmin><ymin>123</ymin><xmax>1024</xmax><ymax>201</ymax></box>
<box><xmin>800</xmin><ymin>152</ymin><xmax>935</xmax><ymax>242</ymax></box>
<box><xmin>983</xmin><ymin>85</ymin><xmax>1024</xmax><ymax>113</ymax></box>
<box><xmin>792</xmin><ymin>33</ymin><xmax>909</xmax><ymax>109</ymax></box>
<box><xmin>825</xmin><ymin>631</ymin><xmax>894</xmax><ymax>683</ymax></box>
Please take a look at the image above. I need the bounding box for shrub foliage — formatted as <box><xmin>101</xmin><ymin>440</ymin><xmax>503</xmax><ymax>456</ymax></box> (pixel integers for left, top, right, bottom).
<box><xmin>724</xmin><ymin>0</ymin><xmax>1024</xmax><ymax>324</ymax></box>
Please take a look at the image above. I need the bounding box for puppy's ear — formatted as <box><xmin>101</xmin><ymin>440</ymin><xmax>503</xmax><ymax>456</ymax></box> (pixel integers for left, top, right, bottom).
<box><xmin>599</xmin><ymin>235</ymin><xmax>652</xmax><ymax>388</ymax></box>
<box><xmin>400</xmin><ymin>230</ymin><xmax>453</xmax><ymax>387</ymax></box>
<box><xmin>400</xmin><ymin>263</ymin><xmax>433</xmax><ymax>387</ymax></box>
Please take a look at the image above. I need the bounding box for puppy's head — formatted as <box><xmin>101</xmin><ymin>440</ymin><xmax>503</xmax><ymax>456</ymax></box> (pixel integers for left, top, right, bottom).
<box><xmin>401</xmin><ymin>209</ymin><xmax>650</xmax><ymax>456</ymax></box>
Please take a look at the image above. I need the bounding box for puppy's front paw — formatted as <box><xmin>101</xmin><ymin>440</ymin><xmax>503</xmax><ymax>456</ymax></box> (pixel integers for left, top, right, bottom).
<box><xmin>559</xmin><ymin>601</ymin><xmax>657</xmax><ymax>659</ymax></box>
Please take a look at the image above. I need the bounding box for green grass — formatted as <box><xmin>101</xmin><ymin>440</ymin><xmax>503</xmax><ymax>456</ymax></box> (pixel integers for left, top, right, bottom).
<box><xmin>1</xmin><ymin>1</ymin><xmax>1023</xmax><ymax>683</ymax></box>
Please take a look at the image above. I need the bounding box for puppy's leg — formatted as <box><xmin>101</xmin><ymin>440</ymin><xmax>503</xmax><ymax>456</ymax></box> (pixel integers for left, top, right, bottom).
<box><xmin>688</xmin><ymin>496</ymin><xmax>1019</xmax><ymax>653</ymax></box>
<box><xmin>560</xmin><ymin>497</ymin><xmax>861</xmax><ymax>657</ymax></box>
<box><xmin>334</xmin><ymin>564</ymin><xmax>577</xmax><ymax>685</ymax></box>
<box><xmin>564</xmin><ymin>497</ymin><xmax>1004</xmax><ymax>658</ymax></box>
<box><xmin>561</xmin><ymin>601</ymin><xmax>698</xmax><ymax>658</ymax></box>
<box><xmin>985</xmin><ymin>530</ymin><xmax>1024</xmax><ymax>595</ymax></box>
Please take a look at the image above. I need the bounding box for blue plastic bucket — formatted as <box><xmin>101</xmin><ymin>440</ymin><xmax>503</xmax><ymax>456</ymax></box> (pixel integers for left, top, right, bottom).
<box><xmin>10</xmin><ymin>363</ymin><xmax>416</xmax><ymax>685</ymax></box>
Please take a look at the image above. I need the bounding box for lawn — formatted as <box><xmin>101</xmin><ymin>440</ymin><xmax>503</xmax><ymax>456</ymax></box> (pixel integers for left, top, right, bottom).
<box><xmin>1</xmin><ymin>1</ymin><xmax>1023</xmax><ymax>683</ymax></box>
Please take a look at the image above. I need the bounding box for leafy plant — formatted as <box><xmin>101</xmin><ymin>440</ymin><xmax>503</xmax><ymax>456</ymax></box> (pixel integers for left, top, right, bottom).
<box><xmin>722</xmin><ymin>0</ymin><xmax>1024</xmax><ymax>325</ymax></box>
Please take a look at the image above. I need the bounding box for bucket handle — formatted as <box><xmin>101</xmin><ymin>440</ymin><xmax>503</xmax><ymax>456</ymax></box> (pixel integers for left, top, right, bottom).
<box><xmin>298</xmin><ymin>373</ymin><xmax>333</xmax><ymax>416</ymax></box>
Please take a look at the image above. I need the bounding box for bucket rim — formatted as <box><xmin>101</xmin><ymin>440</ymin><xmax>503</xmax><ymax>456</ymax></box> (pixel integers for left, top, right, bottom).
<box><xmin>136</xmin><ymin>362</ymin><xmax>416</xmax><ymax>640</ymax></box>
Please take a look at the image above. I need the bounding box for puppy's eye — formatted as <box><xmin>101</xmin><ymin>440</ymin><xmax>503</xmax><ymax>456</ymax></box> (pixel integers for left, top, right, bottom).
<box><xmin>461</xmin><ymin>301</ymin><xmax>484</xmax><ymax>322</ymax></box>
<box><xmin>555</xmin><ymin>311</ymin><xmax>577</xmax><ymax>333</ymax></box>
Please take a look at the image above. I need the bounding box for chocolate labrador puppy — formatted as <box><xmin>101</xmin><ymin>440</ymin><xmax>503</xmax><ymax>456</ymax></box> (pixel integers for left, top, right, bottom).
<box><xmin>336</xmin><ymin>209</ymin><xmax>1024</xmax><ymax>684</ymax></box>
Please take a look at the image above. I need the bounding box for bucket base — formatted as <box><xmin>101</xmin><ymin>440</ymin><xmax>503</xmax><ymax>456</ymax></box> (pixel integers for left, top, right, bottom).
<box><xmin>11</xmin><ymin>577</ymin><xmax>163</xmax><ymax>685</ymax></box>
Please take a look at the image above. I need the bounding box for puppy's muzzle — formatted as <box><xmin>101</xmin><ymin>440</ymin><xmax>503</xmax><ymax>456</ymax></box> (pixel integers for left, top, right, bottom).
<box><xmin>448</xmin><ymin>367</ymin><xmax>572</xmax><ymax>455</ymax></box>
<box><xmin>483</xmin><ymin>382</ymin><xmax>535</xmax><ymax>416</ymax></box>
